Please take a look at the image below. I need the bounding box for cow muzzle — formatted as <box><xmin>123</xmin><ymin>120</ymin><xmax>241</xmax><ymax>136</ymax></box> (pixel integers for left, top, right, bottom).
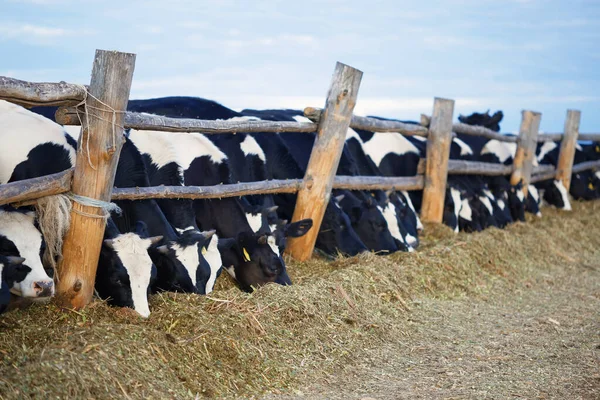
<box><xmin>33</xmin><ymin>280</ymin><xmax>55</xmax><ymax>297</ymax></box>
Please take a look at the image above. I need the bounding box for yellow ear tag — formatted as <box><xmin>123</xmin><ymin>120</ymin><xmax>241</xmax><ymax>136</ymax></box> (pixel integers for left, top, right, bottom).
<box><xmin>201</xmin><ymin>247</ymin><xmax>207</xmax><ymax>255</ymax></box>
<box><xmin>242</xmin><ymin>248</ymin><xmax>251</xmax><ymax>262</ymax></box>
<box><xmin>588</xmin><ymin>183</ymin><xmax>594</xmax><ymax>190</ymax></box>
<box><xmin>596</xmin><ymin>145</ymin><xmax>600</xmax><ymax>152</ymax></box>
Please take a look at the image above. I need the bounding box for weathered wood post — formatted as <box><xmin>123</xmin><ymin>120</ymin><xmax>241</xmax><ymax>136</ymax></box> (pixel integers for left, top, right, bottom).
<box><xmin>56</xmin><ymin>50</ymin><xmax>136</xmax><ymax>309</ymax></box>
<box><xmin>510</xmin><ymin>110</ymin><xmax>541</xmax><ymax>196</ymax></box>
<box><xmin>555</xmin><ymin>109</ymin><xmax>581</xmax><ymax>191</ymax></box>
<box><xmin>286</xmin><ymin>62</ymin><xmax>362</xmax><ymax>261</ymax></box>
<box><xmin>420</xmin><ymin>98</ymin><xmax>455</xmax><ymax>223</ymax></box>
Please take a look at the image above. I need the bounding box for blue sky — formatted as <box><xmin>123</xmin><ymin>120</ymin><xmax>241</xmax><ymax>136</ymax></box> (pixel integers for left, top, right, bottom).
<box><xmin>2</xmin><ymin>0</ymin><xmax>599</xmax><ymax>133</ymax></box>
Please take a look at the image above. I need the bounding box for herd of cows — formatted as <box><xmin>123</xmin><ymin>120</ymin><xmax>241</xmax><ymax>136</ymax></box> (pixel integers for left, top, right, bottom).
<box><xmin>0</xmin><ymin>97</ymin><xmax>599</xmax><ymax>317</ymax></box>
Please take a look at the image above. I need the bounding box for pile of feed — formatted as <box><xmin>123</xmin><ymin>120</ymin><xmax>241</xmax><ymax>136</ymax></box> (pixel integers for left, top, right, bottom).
<box><xmin>1</xmin><ymin>201</ymin><xmax>599</xmax><ymax>399</ymax></box>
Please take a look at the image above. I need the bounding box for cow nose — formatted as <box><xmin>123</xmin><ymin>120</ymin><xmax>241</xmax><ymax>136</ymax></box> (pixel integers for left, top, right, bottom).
<box><xmin>33</xmin><ymin>281</ymin><xmax>55</xmax><ymax>297</ymax></box>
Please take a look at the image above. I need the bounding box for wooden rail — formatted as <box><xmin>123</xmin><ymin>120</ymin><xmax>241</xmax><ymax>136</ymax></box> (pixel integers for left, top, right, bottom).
<box><xmin>0</xmin><ymin>77</ymin><xmax>87</xmax><ymax>107</ymax></box>
<box><xmin>571</xmin><ymin>159</ymin><xmax>600</xmax><ymax>174</ymax></box>
<box><xmin>0</xmin><ymin>169</ymin><xmax>73</xmax><ymax>206</ymax></box>
<box><xmin>421</xmin><ymin>114</ymin><xmax>516</xmax><ymax>142</ymax></box>
<box><xmin>56</xmin><ymin>107</ymin><xmax>318</xmax><ymax>134</ymax></box>
<box><xmin>303</xmin><ymin>107</ymin><xmax>428</xmax><ymax>136</ymax></box>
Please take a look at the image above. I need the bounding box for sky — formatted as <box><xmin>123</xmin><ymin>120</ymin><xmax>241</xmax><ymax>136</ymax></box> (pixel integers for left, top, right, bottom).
<box><xmin>2</xmin><ymin>0</ymin><xmax>599</xmax><ymax>133</ymax></box>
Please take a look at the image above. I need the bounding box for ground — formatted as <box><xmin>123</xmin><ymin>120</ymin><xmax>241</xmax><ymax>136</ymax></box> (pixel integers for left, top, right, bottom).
<box><xmin>0</xmin><ymin>201</ymin><xmax>599</xmax><ymax>399</ymax></box>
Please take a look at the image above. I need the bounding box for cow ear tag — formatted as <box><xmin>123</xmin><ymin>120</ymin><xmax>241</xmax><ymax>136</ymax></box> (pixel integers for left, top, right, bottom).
<box><xmin>243</xmin><ymin>248</ymin><xmax>251</xmax><ymax>262</ymax></box>
<box><xmin>588</xmin><ymin>182</ymin><xmax>594</xmax><ymax>190</ymax></box>
<box><xmin>202</xmin><ymin>247</ymin><xmax>207</xmax><ymax>255</ymax></box>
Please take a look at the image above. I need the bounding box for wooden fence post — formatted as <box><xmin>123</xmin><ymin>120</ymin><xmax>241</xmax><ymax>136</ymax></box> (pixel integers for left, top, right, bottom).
<box><xmin>56</xmin><ymin>50</ymin><xmax>136</xmax><ymax>309</ymax></box>
<box><xmin>286</xmin><ymin>62</ymin><xmax>362</xmax><ymax>261</ymax></box>
<box><xmin>510</xmin><ymin>110</ymin><xmax>541</xmax><ymax>196</ymax></box>
<box><xmin>555</xmin><ymin>109</ymin><xmax>581</xmax><ymax>191</ymax></box>
<box><xmin>420</xmin><ymin>98</ymin><xmax>455</xmax><ymax>223</ymax></box>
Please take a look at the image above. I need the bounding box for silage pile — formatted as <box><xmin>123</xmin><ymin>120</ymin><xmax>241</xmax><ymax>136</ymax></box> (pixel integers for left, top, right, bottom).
<box><xmin>0</xmin><ymin>201</ymin><xmax>599</xmax><ymax>399</ymax></box>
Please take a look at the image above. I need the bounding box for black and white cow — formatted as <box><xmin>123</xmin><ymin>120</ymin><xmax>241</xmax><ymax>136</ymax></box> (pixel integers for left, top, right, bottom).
<box><xmin>0</xmin><ymin>100</ymin><xmax>73</xmax><ymax>298</ymax></box>
<box><xmin>0</xmin><ymin>255</ymin><xmax>30</xmax><ymax>315</ymax></box>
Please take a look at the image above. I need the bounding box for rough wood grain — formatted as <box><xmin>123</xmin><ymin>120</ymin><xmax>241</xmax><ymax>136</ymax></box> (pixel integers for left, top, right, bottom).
<box><xmin>332</xmin><ymin>175</ymin><xmax>424</xmax><ymax>191</ymax></box>
<box><xmin>510</xmin><ymin>110</ymin><xmax>541</xmax><ymax>197</ymax></box>
<box><xmin>530</xmin><ymin>171</ymin><xmax>558</xmax><ymax>184</ymax></box>
<box><xmin>56</xmin><ymin>107</ymin><xmax>318</xmax><ymax>134</ymax></box>
<box><xmin>417</xmin><ymin>159</ymin><xmax>512</xmax><ymax>176</ymax></box>
<box><xmin>0</xmin><ymin>169</ymin><xmax>73</xmax><ymax>206</ymax></box>
<box><xmin>571</xmin><ymin>159</ymin><xmax>600</xmax><ymax>174</ymax></box>
<box><xmin>303</xmin><ymin>107</ymin><xmax>428</xmax><ymax>136</ymax></box>
<box><xmin>578</xmin><ymin>133</ymin><xmax>600</xmax><ymax>142</ymax></box>
<box><xmin>0</xmin><ymin>76</ymin><xmax>87</xmax><ymax>107</ymax></box>
<box><xmin>421</xmin><ymin>114</ymin><xmax>517</xmax><ymax>142</ymax></box>
<box><xmin>111</xmin><ymin>180</ymin><xmax>303</xmax><ymax>200</ymax></box>
<box><xmin>555</xmin><ymin>110</ymin><xmax>581</xmax><ymax>191</ymax></box>
<box><xmin>56</xmin><ymin>50</ymin><xmax>136</xmax><ymax>310</ymax></box>
<box><xmin>287</xmin><ymin>62</ymin><xmax>362</xmax><ymax>261</ymax></box>
<box><xmin>420</xmin><ymin>98</ymin><xmax>455</xmax><ymax>224</ymax></box>
<box><xmin>536</xmin><ymin>133</ymin><xmax>563</xmax><ymax>142</ymax></box>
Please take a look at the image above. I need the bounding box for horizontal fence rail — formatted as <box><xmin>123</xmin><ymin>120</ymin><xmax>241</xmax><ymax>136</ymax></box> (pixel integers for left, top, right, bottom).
<box><xmin>304</xmin><ymin>107</ymin><xmax>428</xmax><ymax>136</ymax></box>
<box><xmin>111</xmin><ymin>179</ymin><xmax>304</xmax><ymax>200</ymax></box>
<box><xmin>416</xmin><ymin>159</ymin><xmax>555</xmax><ymax>177</ymax></box>
<box><xmin>56</xmin><ymin>107</ymin><xmax>319</xmax><ymax>134</ymax></box>
<box><xmin>0</xmin><ymin>169</ymin><xmax>73</xmax><ymax>206</ymax></box>
<box><xmin>421</xmin><ymin>114</ymin><xmax>516</xmax><ymax>142</ymax></box>
<box><xmin>571</xmin><ymin>159</ymin><xmax>600</xmax><ymax>174</ymax></box>
<box><xmin>0</xmin><ymin>77</ymin><xmax>87</xmax><ymax>107</ymax></box>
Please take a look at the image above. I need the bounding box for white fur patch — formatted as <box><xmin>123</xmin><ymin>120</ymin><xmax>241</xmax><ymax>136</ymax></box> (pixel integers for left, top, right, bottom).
<box><xmin>345</xmin><ymin>128</ymin><xmax>362</xmax><ymax>143</ymax></box>
<box><xmin>479</xmin><ymin>196</ymin><xmax>494</xmax><ymax>215</ymax></box>
<box><xmin>554</xmin><ymin>180</ymin><xmax>572</xmax><ymax>211</ymax></box>
<box><xmin>0</xmin><ymin>263</ymin><xmax>4</xmax><ymax>290</ymax></box>
<box><xmin>453</xmin><ymin>138</ymin><xmax>473</xmax><ymax>156</ymax></box>
<box><xmin>362</xmin><ymin>132</ymin><xmax>420</xmax><ymax>167</ymax></box>
<box><xmin>450</xmin><ymin>188</ymin><xmax>462</xmax><ymax>233</ymax></box>
<box><xmin>528</xmin><ymin>185</ymin><xmax>540</xmax><ymax>204</ymax></box>
<box><xmin>459</xmin><ymin>198</ymin><xmax>473</xmax><ymax>222</ymax></box>
<box><xmin>172</xmin><ymin>241</ymin><xmax>201</xmax><ymax>288</ymax></box>
<box><xmin>292</xmin><ymin>115</ymin><xmax>313</xmax><ymax>124</ymax></box>
<box><xmin>110</xmin><ymin>233</ymin><xmax>154</xmax><ymax>318</ymax></box>
<box><xmin>239</xmin><ymin>135</ymin><xmax>266</xmax><ymax>162</ymax></box>
<box><xmin>0</xmin><ymin>209</ymin><xmax>52</xmax><ymax>298</ymax></box>
<box><xmin>128</xmin><ymin>129</ymin><xmax>180</xmax><ymax>170</ymax></box>
<box><xmin>377</xmin><ymin>204</ymin><xmax>403</xmax><ymax>244</ymax></box>
<box><xmin>401</xmin><ymin>190</ymin><xmax>423</xmax><ymax>231</ymax></box>
<box><xmin>481</xmin><ymin>140</ymin><xmax>517</xmax><ymax>163</ymax></box>
<box><xmin>497</xmin><ymin>199</ymin><xmax>506</xmax><ymax>210</ymax></box>
<box><xmin>537</xmin><ymin>141</ymin><xmax>557</xmax><ymax>163</ymax></box>
<box><xmin>412</xmin><ymin>136</ymin><xmax>427</xmax><ymax>142</ymax></box>
<box><xmin>595</xmin><ymin>171</ymin><xmax>600</xmax><ymax>180</ymax></box>
<box><xmin>0</xmin><ymin>100</ymin><xmax>76</xmax><ymax>184</ymax></box>
<box><xmin>575</xmin><ymin>143</ymin><xmax>583</xmax><ymax>151</ymax></box>
<box><xmin>267</xmin><ymin>235</ymin><xmax>280</xmax><ymax>257</ymax></box>
<box><xmin>246</xmin><ymin>213</ymin><xmax>263</xmax><ymax>233</ymax></box>
<box><xmin>203</xmin><ymin>234</ymin><xmax>222</xmax><ymax>294</ymax></box>
<box><xmin>175</xmin><ymin>226</ymin><xmax>196</xmax><ymax>234</ymax></box>
<box><xmin>517</xmin><ymin>189</ymin><xmax>525</xmax><ymax>202</ymax></box>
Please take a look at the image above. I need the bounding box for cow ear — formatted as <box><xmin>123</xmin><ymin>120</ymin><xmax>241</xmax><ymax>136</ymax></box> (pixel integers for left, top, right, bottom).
<box><xmin>334</xmin><ymin>194</ymin><xmax>345</xmax><ymax>204</ymax></box>
<box><xmin>5</xmin><ymin>256</ymin><xmax>25</xmax><ymax>266</ymax></box>
<box><xmin>148</xmin><ymin>236</ymin><xmax>164</xmax><ymax>246</ymax></box>
<box><xmin>134</xmin><ymin>221</ymin><xmax>149</xmax><ymax>237</ymax></box>
<box><xmin>491</xmin><ymin>110</ymin><xmax>504</xmax><ymax>124</ymax></box>
<box><xmin>103</xmin><ymin>239</ymin><xmax>115</xmax><ymax>249</ymax></box>
<box><xmin>284</xmin><ymin>219</ymin><xmax>313</xmax><ymax>238</ymax></box>
<box><xmin>156</xmin><ymin>245</ymin><xmax>170</xmax><ymax>255</ymax></box>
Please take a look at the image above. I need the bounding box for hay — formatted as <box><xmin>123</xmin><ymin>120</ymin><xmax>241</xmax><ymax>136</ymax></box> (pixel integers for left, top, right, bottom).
<box><xmin>0</xmin><ymin>201</ymin><xmax>599</xmax><ymax>399</ymax></box>
<box><xmin>33</xmin><ymin>194</ymin><xmax>71</xmax><ymax>275</ymax></box>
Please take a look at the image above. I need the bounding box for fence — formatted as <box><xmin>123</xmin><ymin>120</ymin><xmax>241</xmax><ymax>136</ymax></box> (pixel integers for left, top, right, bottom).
<box><xmin>1</xmin><ymin>49</ymin><xmax>600</xmax><ymax>310</ymax></box>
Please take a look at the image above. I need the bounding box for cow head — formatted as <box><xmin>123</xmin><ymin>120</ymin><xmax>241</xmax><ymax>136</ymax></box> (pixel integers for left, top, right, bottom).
<box><xmin>152</xmin><ymin>229</ymin><xmax>218</xmax><ymax>294</ymax></box>
<box><xmin>541</xmin><ymin>180</ymin><xmax>572</xmax><ymax>211</ymax></box>
<box><xmin>458</xmin><ymin>195</ymin><xmax>483</xmax><ymax>233</ymax></box>
<box><xmin>0</xmin><ymin>208</ymin><xmax>54</xmax><ymax>298</ymax></box>
<box><xmin>508</xmin><ymin>181</ymin><xmax>527</xmax><ymax>221</ymax></box>
<box><xmin>0</xmin><ymin>256</ymin><xmax>31</xmax><ymax>315</ymax></box>
<box><xmin>458</xmin><ymin>110</ymin><xmax>504</xmax><ymax>132</ymax></box>
<box><xmin>316</xmin><ymin>199</ymin><xmax>368</xmax><ymax>256</ymax></box>
<box><xmin>525</xmin><ymin>185</ymin><xmax>542</xmax><ymax>217</ymax></box>
<box><xmin>386</xmin><ymin>190</ymin><xmax>421</xmax><ymax>248</ymax></box>
<box><xmin>337</xmin><ymin>193</ymin><xmax>399</xmax><ymax>255</ymax></box>
<box><xmin>97</xmin><ymin>221</ymin><xmax>162</xmax><ymax>318</ymax></box>
<box><xmin>444</xmin><ymin>187</ymin><xmax>462</xmax><ymax>233</ymax></box>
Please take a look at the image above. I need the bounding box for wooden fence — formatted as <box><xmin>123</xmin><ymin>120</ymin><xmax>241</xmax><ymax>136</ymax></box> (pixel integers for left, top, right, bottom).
<box><xmin>1</xmin><ymin>49</ymin><xmax>600</xmax><ymax>309</ymax></box>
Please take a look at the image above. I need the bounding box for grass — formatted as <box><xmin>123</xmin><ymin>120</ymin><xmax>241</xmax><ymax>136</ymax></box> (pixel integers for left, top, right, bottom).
<box><xmin>0</xmin><ymin>201</ymin><xmax>599</xmax><ymax>399</ymax></box>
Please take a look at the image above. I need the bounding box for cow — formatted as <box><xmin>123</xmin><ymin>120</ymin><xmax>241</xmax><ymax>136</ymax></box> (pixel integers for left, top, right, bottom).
<box><xmin>0</xmin><ymin>255</ymin><xmax>30</xmax><ymax>315</ymax></box>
